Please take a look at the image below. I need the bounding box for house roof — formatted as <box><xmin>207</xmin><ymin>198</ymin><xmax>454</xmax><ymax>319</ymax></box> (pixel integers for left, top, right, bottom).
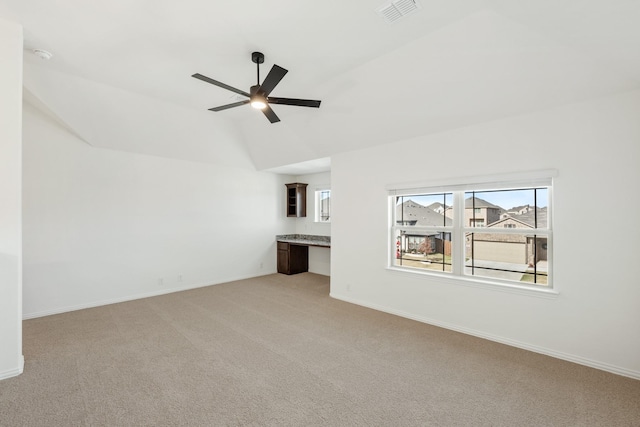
<box><xmin>3</xmin><ymin>1</ymin><xmax>640</xmax><ymax>172</ymax></box>
<box><xmin>426</xmin><ymin>202</ymin><xmax>447</xmax><ymax>211</ymax></box>
<box><xmin>508</xmin><ymin>204</ymin><xmax>530</xmax><ymax>213</ymax></box>
<box><xmin>488</xmin><ymin>207</ymin><xmax>548</xmax><ymax>228</ymax></box>
<box><xmin>516</xmin><ymin>207</ymin><xmax>548</xmax><ymax>228</ymax></box>
<box><xmin>486</xmin><ymin>216</ymin><xmax>533</xmax><ymax>229</ymax></box>
<box><xmin>464</xmin><ymin>197</ymin><xmax>503</xmax><ymax>210</ymax></box>
<box><xmin>397</xmin><ymin>200</ymin><xmax>452</xmax><ymax>227</ymax></box>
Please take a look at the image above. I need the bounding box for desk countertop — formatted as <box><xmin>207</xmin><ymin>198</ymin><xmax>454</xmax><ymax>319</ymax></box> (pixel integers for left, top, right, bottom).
<box><xmin>276</xmin><ymin>234</ymin><xmax>331</xmax><ymax>248</ymax></box>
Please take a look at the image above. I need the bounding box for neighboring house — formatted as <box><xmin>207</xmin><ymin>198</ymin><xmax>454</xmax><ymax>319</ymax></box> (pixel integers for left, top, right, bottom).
<box><xmin>464</xmin><ymin>197</ymin><xmax>503</xmax><ymax>227</ymax></box>
<box><xmin>469</xmin><ymin>207</ymin><xmax>548</xmax><ymax>265</ymax></box>
<box><xmin>396</xmin><ymin>200</ymin><xmax>452</xmax><ymax>257</ymax></box>
<box><xmin>444</xmin><ymin>196</ymin><xmax>504</xmax><ymax>226</ymax></box>
<box><xmin>487</xmin><ymin>216</ymin><xmax>532</xmax><ymax>229</ymax></box>
<box><xmin>398</xmin><ymin>198</ymin><xmax>547</xmax><ymax>265</ymax></box>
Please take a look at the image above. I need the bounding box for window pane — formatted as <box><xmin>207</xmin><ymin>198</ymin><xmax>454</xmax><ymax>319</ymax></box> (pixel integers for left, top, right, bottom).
<box><xmin>464</xmin><ymin>188</ymin><xmax>548</xmax><ymax>228</ymax></box>
<box><xmin>465</xmin><ymin>233</ymin><xmax>548</xmax><ymax>285</ymax></box>
<box><xmin>396</xmin><ymin>194</ymin><xmax>453</xmax><ymax>227</ymax></box>
<box><xmin>394</xmin><ymin>229</ymin><xmax>452</xmax><ymax>272</ymax></box>
<box><xmin>316</xmin><ymin>190</ymin><xmax>331</xmax><ymax>222</ymax></box>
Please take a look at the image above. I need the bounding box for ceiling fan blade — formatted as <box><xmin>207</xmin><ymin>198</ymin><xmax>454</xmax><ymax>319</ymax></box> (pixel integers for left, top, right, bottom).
<box><xmin>259</xmin><ymin>65</ymin><xmax>288</xmax><ymax>96</ymax></box>
<box><xmin>267</xmin><ymin>97</ymin><xmax>321</xmax><ymax>108</ymax></box>
<box><xmin>208</xmin><ymin>100</ymin><xmax>250</xmax><ymax>112</ymax></box>
<box><xmin>261</xmin><ymin>104</ymin><xmax>281</xmax><ymax>123</ymax></box>
<box><xmin>192</xmin><ymin>73</ymin><xmax>250</xmax><ymax>97</ymax></box>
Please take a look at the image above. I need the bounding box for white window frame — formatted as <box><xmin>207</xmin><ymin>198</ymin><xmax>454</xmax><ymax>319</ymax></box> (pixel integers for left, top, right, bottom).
<box><xmin>387</xmin><ymin>170</ymin><xmax>557</xmax><ymax>295</ymax></box>
<box><xmin>314</xmin><ymin>188</ymin><xmax>331</xmax><ymax>223</ymax></box>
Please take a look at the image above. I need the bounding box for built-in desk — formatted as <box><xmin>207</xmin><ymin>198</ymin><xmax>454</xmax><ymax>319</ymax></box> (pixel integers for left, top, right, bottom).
<box><xmin>276</xmin><ymin>234</ymin><xmax>330</xmax><ymax>275</ymax></box>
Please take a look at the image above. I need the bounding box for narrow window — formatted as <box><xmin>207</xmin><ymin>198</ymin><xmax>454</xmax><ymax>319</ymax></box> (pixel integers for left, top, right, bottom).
<box><xmin>315</xmin><ymin>189</ymin><xmax>331</xmax><ymax>223</ymax></box>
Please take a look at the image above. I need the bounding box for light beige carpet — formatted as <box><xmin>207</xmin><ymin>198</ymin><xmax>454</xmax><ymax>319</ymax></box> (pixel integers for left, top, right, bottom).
<box><xmin>1</xmin><ymin>273</ymin><xmax>638</xmax><ymax>426</ymax></box>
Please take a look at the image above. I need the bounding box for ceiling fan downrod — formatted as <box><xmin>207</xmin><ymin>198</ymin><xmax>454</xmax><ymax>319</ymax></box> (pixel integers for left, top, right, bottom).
<box><xmin>252</xmin><ymin>51</ymin><xmax>265</xmax><ymax>86</ymax></box>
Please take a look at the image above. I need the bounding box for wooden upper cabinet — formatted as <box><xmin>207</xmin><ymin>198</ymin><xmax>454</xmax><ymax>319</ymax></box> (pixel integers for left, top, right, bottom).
<box><xmin>286</xmin><ymin>183</ymin><xmax>307</xmax><ymax>217</ymax></box>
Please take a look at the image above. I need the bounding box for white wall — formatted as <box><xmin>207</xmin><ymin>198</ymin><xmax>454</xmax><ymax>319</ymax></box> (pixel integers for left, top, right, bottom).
<box><xmin>292</xmin><ymin>172</ymin><xmax>331</xmax><ymax>276</ymax></box>
<box><xmin>0</xmin><ymin>18</ymin><xmax>23</xmax><ymax>380</ymax></box>
<box><xmin>331</xmin><ymin>89</ymin><xmax>640</xmax><ymax>379</ymax></box>
<box><xmin>22</xmin><ymin>102</ymin><xmax>295</xmax><ymax>318</ymax></box>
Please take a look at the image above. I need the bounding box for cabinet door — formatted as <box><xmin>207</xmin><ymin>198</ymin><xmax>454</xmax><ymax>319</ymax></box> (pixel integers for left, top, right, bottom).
<box><xmin>277</xmin><ymin>250</ymin><xmax>289</xmax><ymax>274</ymax></box>
<box><xmin>289</xmin><ymin>244</ymin><xmax>309</xmax><ymax>274</ymax></box>
<box><xmin>277</xmin><ymin>243</ymin><xmax>290</xmax><ymax>274</ymax></box>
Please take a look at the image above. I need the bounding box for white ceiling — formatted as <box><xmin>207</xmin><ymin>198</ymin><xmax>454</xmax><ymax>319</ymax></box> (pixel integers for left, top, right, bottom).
<box><xmin>3</xmin><ymin>0</ymin><xmax>640</xmax><ymax>173</ymax></box>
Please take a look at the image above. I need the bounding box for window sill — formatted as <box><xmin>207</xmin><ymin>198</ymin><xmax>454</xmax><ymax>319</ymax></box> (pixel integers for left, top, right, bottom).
<box><xmin>385</xmin><ymin>266</ymin><xmax>559</xmax><ymax>299</ymax></box>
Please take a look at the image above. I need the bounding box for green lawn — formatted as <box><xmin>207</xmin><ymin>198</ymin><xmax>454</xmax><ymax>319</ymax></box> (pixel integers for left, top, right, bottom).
<box><xmin>396</xmin><ymin>253</ymin><xmax>452</xmax><ymax>272</ymax></box>
<box><xmin>520</xmin><ymin>273</ymin><xmax>548</xmax><ymax>285</ymax></box>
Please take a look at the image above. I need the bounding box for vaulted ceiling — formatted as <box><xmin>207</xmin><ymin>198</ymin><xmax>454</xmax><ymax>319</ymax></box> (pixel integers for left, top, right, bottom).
<box><xmin>3</xmin><ymin>0</ymin><xmax>640</xmax><ymax>173</ymax></box>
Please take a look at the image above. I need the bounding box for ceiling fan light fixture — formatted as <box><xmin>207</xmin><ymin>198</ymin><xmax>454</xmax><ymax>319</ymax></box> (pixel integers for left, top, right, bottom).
<box><xmin>250</xmin><ymin>97</ymin><xmax>267</xmax><ymax>110</ymax></box>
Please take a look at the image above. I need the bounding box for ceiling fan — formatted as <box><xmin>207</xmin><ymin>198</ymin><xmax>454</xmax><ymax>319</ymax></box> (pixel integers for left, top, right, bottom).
<box><xmin>192</xmin><ymin>52</ymin><xmax>321</xmax><ymax>123</ymax></box>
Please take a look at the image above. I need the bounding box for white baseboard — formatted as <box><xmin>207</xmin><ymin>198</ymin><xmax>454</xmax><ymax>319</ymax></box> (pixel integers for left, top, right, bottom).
<box><xmin>0</xmin><ymin>355</ymin><xmax>24</xmax><ymax>381</ymax></box>
<box><xmin>330</xmin><ymin>292</ymin><xmax>640</xmax><ymax>381</ymax></box>
<box><xmin>22</xmin><ymin>271</ymin><xmax>277</xmax><ymax>320</ymax></box>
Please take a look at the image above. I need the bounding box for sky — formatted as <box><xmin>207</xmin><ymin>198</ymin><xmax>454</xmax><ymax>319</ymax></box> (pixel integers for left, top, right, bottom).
<box><xmin>399</xmin><ymin>188</ymin><xmax>548</xmax><ymax>210</ymax></box>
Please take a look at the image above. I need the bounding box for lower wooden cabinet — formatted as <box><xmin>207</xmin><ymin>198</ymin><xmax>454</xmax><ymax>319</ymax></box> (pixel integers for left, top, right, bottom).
<box><xmin>277</xmin><ymin>242</ymin><xmax>309</xmax><ymax>275</ymax></box>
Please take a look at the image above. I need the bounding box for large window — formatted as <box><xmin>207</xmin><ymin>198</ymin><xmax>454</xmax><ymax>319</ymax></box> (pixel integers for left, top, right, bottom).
<box><xmin>389</xmin><ymin>176</ymin><xmax>553</xmax><ymax>289</ymax></box>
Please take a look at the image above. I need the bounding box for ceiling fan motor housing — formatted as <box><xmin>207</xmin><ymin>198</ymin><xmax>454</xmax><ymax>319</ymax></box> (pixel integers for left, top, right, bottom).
<box><xmin>251</xmin><ymin>52</ymin><xmax>264</xmax><ymax>64</ymax></box>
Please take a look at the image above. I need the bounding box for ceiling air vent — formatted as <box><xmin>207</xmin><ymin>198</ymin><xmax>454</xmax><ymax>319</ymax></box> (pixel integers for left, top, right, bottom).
<box><xmin>377</xmin><ymin>0</ymin><xmax>421</xmax><ymax>24</ymax></box>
